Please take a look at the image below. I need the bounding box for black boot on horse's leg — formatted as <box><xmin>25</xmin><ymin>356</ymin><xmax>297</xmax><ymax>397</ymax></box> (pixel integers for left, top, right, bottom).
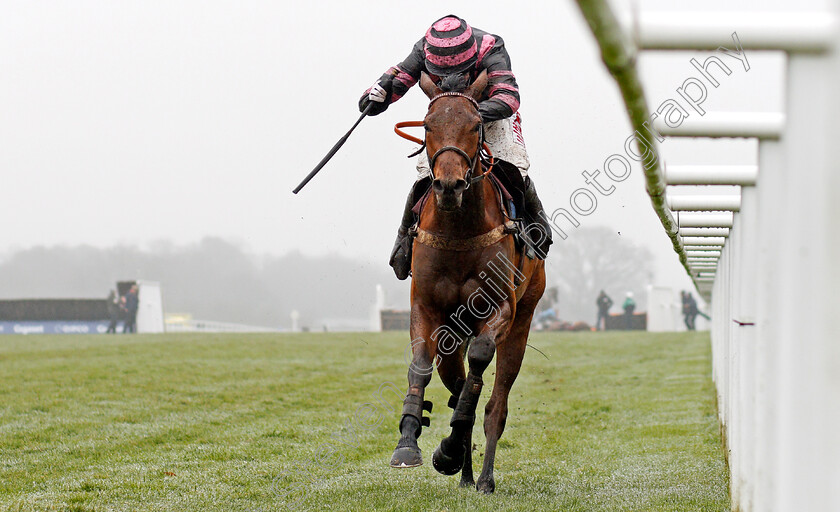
<box><xmin>443</xmin><ymin>378</ymin><xmax>475</xmax><ymax>487</ymax></box>
<box><xmin>433</xmin><ymin>335</ymin><xmax>495</xmax><ymax>476</ymax></box>
<box><xmin>390</xmin><ymin>355</ymin><xmax>433</xmax><ymax>468</ymax></box>
<box><xmin>389</xmin><ymin>179</ymin><xmax>429</xmax><ymax>280</ymax></box>
<box><xmin>521</xmin><ymin>176</ymin><xmax>553</xmax><ymax>259</ymax></box>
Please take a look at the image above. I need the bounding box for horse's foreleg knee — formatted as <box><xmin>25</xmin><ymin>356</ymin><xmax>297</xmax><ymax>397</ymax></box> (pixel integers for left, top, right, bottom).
<box><xmin>467</xmin><ymin>334</ymin><xmax>495</xmax><ymax>374</ymax></box>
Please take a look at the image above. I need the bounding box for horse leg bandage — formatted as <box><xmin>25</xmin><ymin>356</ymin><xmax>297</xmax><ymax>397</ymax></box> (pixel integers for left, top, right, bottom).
<box><xmin>450</xmin><ymin>335</ymin><xmax>496</xmax><ymax>426</ymax></box>
<box><xmin>450</xmin><ymin>373</ymin><xmax>483</xmax><ymax>426</ymax></box>
<box><xmin>399</xmin><ymin>386</ymin><xmax>433</xmax><ymax>438</ymax></box>
<box><xmin>447</xmin><ymin>377</ymin><xmax>466</xmax><ymax>409</ymax></box>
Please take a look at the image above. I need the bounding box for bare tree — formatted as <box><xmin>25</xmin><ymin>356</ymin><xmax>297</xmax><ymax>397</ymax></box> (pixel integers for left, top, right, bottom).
<box><xmin>544</xmin><ymin>227</ymin><xmax>654</xmax><ymax>324</ymax></box>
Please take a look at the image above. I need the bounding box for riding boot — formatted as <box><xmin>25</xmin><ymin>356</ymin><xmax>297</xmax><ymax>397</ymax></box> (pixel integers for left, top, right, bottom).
<box><xmin>389</xmin><ymin>180</ymin><xmax>426</xmax><ymax>280</ymax></box>
<box><xmin>523</xmin><ymin>176</ymin><xmax>553</xmax><ymax>259</ymax></box>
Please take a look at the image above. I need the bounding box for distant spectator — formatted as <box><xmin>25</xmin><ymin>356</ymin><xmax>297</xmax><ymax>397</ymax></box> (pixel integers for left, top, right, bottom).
<box><xmin>622</xmin><ymin>292</ymin><xmax>636</xmax><ymax>329</ymax></box>
<box><xmin>122</xmin><ymin>284</ymin><xmax>139</xmax><ymax>333</ymax></box>
<box><xmin>595</xmin><ymin>290</ymin><xmax>613</xmax><ymax>331</ymax></box>
<box><xmin>106</xmin><ymin>290</ymin><xmax>120</xmax><ymax>334</ymax></box>
<box><xmin>535</xmin><ymin>307</ymin><xmax>559</xmax><ymax>331</ymax></box>
<box><xmin>682</xmin><ymin>291</ymin><xmax>709</xmax><ymax>330</ymax></box>
<box><xmin>681</xmin><ymin>291</ymin><xmax>692</xmax><ymax>330</ymax></box>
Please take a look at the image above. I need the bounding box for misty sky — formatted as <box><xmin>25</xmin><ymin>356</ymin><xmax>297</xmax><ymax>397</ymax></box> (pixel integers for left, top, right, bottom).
<box><xmin>2</xmin><ymin>0</ymin><xmax>829</xmax><ymax>303</ymax></box>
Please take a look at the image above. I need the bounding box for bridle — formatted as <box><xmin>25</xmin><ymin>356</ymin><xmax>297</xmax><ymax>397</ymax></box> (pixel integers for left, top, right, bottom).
<box><xmin>394</xmin><ymin>91</ymin><xmax>495</xmax><ymax>187</ymax></box>
<box><xmin>393</xmin><ymin>91</ymin><xmax>517</xmax><ymax>252</ymax></box>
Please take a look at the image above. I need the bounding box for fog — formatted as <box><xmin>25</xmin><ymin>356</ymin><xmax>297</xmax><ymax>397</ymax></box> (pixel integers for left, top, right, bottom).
<box><xmin>0</xmin><ymin>239</ymin><xmax>410</xmax><ymax>330</ymax></box>
<box><xmin>1</xmin><ymin>0</ymin><xmax>806</xmax><ymax>324</ymax></box>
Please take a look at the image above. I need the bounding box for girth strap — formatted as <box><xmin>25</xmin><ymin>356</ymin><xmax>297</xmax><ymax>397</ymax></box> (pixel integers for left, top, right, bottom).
<box><xmin>415</xmin><ymin>221</ymin><xmax>517</xmax><ymax>252</ymax></box>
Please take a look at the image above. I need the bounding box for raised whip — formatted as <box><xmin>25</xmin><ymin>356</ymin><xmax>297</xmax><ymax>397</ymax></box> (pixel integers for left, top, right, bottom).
<box><xmin>292</xmin><ymin>103</ymin><xmax>374</xmax><ymax>194</ymax></box>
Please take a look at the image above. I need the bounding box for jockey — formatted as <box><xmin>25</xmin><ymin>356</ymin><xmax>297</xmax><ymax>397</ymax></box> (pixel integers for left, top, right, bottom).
<box><xmin>359</xmin><ymin>15</ymin><xmax>553</xmax><ymax>280</ymax></box>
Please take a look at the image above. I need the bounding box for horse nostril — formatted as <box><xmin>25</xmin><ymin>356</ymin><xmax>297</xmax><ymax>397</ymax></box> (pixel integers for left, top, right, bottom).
<box><xmin>432</xmin><ymin>179</ymin><xmax>444</xmax><ymax>193</ymax></box>
<box><xmin>453</xmin><ymin>179</ymin><xmax>467</xmax><ymax>193</ymax></box>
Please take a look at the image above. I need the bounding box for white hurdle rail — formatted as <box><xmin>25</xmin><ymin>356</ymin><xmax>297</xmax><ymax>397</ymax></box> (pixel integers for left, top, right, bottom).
<box><xmin>575</xmin><ymin>2</ymin><xmax>840</xmax><ymax>511</ymax></box>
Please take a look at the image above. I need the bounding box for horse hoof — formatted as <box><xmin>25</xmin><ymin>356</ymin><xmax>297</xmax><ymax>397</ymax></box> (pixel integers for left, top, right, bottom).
<box><xmin>432</xmin><ymin>445</ymin><xmax>464</xmax><ymax>476</ymax></box>
<box><xmin>459</xmin><ymin>478</ymin><xmax>475</xmax><ymax>488</ymax></box>
<box><xmin>476</xmin><ymin>478</ymin><xmax>495</xmax><ymax>494</ymax></box>
<box><xmin>390</xmin><ymin>446</ymin><xmax>422</xmax><ymax>468</ymax></box>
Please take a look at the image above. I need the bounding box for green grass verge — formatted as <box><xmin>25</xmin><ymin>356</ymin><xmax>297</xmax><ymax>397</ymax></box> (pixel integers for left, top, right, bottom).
<box><xmin>0</xmin><ymin>331</ymin><xmax>728</xmax><ymax>511</ymax></box>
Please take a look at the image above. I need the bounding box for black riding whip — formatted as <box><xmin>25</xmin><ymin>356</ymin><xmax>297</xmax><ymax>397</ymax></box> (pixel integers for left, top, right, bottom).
<box><xmin>292</xmin><ymin>103</ymin><xmax>374</xmax><ymax>194</ymax></box>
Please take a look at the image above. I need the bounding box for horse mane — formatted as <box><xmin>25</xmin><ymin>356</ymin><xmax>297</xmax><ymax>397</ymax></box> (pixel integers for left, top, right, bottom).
<box><xmin>438</xmin><ymin>73</ymin><xmax>470</xmax><ymax>93</ymax></box>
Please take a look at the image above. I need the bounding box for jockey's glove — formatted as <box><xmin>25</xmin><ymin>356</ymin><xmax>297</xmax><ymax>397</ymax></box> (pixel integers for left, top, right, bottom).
<box><xmin>358</xmin><ymin>80</ymin><xmax>392</xmax><ymax>116</ymax></box>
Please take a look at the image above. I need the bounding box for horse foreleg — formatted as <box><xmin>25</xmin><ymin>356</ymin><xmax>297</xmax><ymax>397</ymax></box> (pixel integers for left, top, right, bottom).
<box><xmin>432</xmin><ymin>331</ymin><xmax>496</xmax><ymax>476</ymax></box>
<box><xmin>390</xmin><ymin>317</ymin><xmax>437</xmax><ymax>468</ymax></box>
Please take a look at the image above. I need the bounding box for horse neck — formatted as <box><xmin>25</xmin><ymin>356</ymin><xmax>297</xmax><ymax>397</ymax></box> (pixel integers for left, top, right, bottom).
<box><xmin>422</xmin><ymin>175</ymin><xmax>503</xmax><ymax>237</ymax></box>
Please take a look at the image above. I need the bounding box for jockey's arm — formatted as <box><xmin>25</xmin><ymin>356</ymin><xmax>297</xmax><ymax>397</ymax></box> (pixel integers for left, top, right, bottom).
<box><xmin>476</xmin><ymin>36</ymin><xmax>521</xmax><ymax>123</ymax></box>
<box><xmin>359</xmin><ymin>40</ymin><xmax>425</xmax><ymax>115</ymax></box>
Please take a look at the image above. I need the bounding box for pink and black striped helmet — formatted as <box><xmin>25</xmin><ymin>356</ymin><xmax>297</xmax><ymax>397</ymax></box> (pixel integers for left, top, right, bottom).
<box><xmin>424</xmin><ymin>15</ymin><xmax>477</xmax><ymax>76</ymax></box>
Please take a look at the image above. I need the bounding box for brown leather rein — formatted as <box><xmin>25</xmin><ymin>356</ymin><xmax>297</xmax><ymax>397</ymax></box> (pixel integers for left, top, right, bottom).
<box><xmin>394</xmin><ymin>92</ymin><xmax>515</xmax><ymax>252</ymax></box>
<box><xmin>394</xmin><ymin>91</ymin><xmax>495</xmax><ymax>185</ymax></box>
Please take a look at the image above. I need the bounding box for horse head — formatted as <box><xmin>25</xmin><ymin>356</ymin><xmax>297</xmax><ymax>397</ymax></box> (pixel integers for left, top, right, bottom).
<box><xmin>419</xmin><ymin>70</ymin><xmax>489</xmax><ymax>211</ymax></box>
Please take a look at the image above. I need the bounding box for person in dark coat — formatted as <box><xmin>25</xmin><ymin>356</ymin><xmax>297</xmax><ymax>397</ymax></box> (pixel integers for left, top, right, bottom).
<box><xmin>682</xmin><ymin>291</ymin><xmax>709</xmax><ymax>330</ymax></box>
<box><xmin>595</xmin><ymin>290</ymin><xmax>613</xmax><ymax>331</ymax></box>
<box><xmin>122</xmin><ymin>284</ymin><xmax>139</xmax><ymax>334</ymax></box>
<box><xmin>622</xmin><ymin>292</ymin><xmax>636</xmax><ymax>329</ymax></box>
<box><xmin>106</xmin><ymin>290</ymin><xmax>120</xmax><ymax>334</ymax></box>
<box><xmin>681</xmin><ymin>291</ymin><xmax>693</xmax><ymax>330</ymax></box>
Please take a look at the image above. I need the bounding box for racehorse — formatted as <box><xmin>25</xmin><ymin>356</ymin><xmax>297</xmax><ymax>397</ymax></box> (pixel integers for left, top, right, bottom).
<box><xmin>390</xmin><ymin>69</ymin><xmax>546</xmax><ymax>494</ymax></box>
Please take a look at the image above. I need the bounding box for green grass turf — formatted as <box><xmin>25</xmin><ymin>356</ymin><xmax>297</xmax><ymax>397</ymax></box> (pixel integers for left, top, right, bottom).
<box><xmin>0</xmin><ymin>331</ymin><xmax>728</xmax><ymax>511</ymax></box>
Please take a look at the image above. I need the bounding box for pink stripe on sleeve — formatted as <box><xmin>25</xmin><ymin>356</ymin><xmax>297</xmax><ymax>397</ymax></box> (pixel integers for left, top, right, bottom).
<box><xmin>391</xmin><ymin>66</ymin><xmax>418</xmax><ymax>88</ymax></box>
<box><xmin>487</xmin><ymin>70</ymin><xmax>514</xmax><ymax>79</ymax></box>
<box><xmin>488</xmin><ymin>83</ymin><xmax>518</xmax><ymax>96</ymax></box>
<box><xmin>492</xmin><ymin>93</ymin><xmax>520</xmax><ymax>113</ymax></box>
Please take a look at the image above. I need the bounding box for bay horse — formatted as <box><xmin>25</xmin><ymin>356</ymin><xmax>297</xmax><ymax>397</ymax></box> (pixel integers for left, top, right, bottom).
<box><xmin>390</xmin><ymin>70</ymin><xmax>546</xmax><ymax>494</ymax></box>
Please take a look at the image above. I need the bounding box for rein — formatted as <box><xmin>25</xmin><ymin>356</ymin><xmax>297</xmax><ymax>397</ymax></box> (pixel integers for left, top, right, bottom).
<box><xmin>393</xmin><ymin>91</ymin><xmax>495</xmax><ymax>185</ymax></box>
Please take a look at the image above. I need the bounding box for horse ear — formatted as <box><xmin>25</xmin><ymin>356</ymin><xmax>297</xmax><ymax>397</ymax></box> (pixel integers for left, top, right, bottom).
<box><xmin>419</xmin><ymin>72</ymin><xmax>442</xmax><ymax>99</ymax></box>
<box><xmin>466</xmin><ymin>69</ymin><xmax>489</xmax><ymax>100</ymax></box>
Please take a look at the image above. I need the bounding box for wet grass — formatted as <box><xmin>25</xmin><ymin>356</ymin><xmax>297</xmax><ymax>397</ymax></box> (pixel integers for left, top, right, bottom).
<box><xmin>0</xmin><ymin>330</ymin><xmax>728</xmax><ymax>511</ymax></box>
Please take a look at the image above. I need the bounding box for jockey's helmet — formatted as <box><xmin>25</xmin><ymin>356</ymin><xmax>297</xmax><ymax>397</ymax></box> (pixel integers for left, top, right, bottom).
<box><xmin>423</xmin><ymin>15</ymin><xmax>477</xmax><ymax>76</ymax></box>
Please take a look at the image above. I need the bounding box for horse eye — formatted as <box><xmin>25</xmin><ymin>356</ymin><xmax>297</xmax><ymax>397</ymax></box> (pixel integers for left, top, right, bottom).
<box><xmin>473</xmin><ymin>124</ymin><xmax>481</xmax><ymax>133</ymax></box>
